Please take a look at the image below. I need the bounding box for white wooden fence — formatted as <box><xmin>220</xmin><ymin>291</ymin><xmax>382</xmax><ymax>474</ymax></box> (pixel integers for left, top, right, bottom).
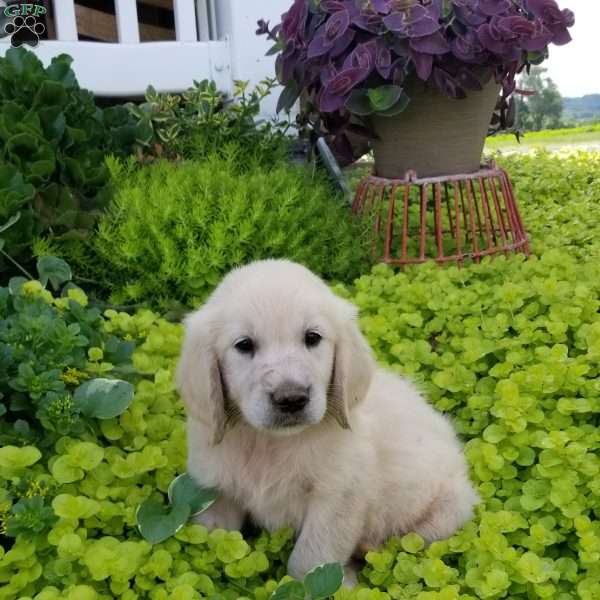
<box><xmin>0</xmin><ymin>0</ymin><xmax>289</xmax><ymax>115</ymax></box>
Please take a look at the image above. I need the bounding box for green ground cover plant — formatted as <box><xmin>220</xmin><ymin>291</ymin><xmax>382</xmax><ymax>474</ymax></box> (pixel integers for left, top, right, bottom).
<box><xmin>59</xmin><ymin>152</ymin><xmax>371</xmax><ymax>311</ymax></box>
<box><xmin>0</xmin><ymin>282</ymin><xmax>302</xmax><ymax>600</ymax></box>
<box><xmin>500</xmin><ymin>151</ymin><xmax>600</xmax><ymax>258</ymax></box>
<box><xmin>335</xmin><ymin>250</ymin><xmax>600</xmax><ymax>600</ymax></box>
<box><xmin>486</xmin><ymin>124</ymin><xmax>600</xmax><ymax>149</ymax></box>
<box><xmin>1</xmin><ymin>153</ymin><xmax>600</xmax><ymax>600</ymax></box>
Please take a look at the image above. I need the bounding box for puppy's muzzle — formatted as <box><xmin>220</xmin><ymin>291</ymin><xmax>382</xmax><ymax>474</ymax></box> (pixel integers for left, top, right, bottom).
<box><xmin>270</xmin><ymin>383</ymin><xmax>310</xmax><ymax>415</ymax></box>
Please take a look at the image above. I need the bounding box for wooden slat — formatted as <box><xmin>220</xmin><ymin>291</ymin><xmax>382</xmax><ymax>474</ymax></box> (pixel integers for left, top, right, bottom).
<box><xmin>45</xmin><ymin>16</ymin><xmax>56</xmax><ymax>40</ymax></box>
<box><xmin>42</xmin><ymin>0</ymin><xmax>56</xmax><ymax>39</ymax></box>
<box><xmin>74</xmin><ymin>5</ymin><xmax>175</xmax><ymax>43</ymax></box>
<box><xmin>75</xmin><ymin>5</ymin><xmax>117</xmax><ymax>42</ymax></box>
<box><xmin>115</xmin><ymin>0</ymin><xmax>140</xmax><ymax>43</ymax></box>
<box><xmin>54</xmin><ymin>0</ymin><xmax>78</xmax><ymax>41</ymax></box>
<box><xmin>138</xmin><ymin>0</ymin><xmax>173</xmax><ymax>9</ymax></box>
<box><xmin>173</xmin><ymin>0</ymin><xmax>198</xmax><ymax>42</ymax></box>
<box><xmin>140</xmin><ymin>22</ymin><xmax>175</xmax><ymax>42</ymax></box>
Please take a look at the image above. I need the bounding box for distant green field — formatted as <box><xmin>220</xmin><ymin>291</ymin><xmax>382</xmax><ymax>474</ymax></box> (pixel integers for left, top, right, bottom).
<box><xmin>486</xmin><ymin>123</ymin><xmax>600</xmax><ymax>150</ymax></box>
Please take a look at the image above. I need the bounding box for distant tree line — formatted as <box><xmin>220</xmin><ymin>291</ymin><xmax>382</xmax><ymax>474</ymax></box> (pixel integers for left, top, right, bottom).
<box><xmin>563</xmin><ymin>95</ymin><xmax>600</xmax><ymax>122</ymax></box>
<box><xmin>513</xmin><ymin>67</ymin><xmax>600</xmax><ymax>132</ymax></box>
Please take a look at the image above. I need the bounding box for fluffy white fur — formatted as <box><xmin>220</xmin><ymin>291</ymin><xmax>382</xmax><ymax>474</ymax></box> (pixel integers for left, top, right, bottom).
<box><xmin>177</xmin><ymin>259</ymin><xmax>478</xmax><ymax>584</ymax></box>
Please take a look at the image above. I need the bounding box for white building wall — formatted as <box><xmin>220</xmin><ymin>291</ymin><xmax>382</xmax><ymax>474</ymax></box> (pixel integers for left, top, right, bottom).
<box><xmin>215</xmin><ymin>0</ymin><xmax>290</xmax><ymax>118</ymax></box>
<box><xmin>0</xmin><ymin>0</ymin><xmax>291</xmax><ymax>114</ymax></box>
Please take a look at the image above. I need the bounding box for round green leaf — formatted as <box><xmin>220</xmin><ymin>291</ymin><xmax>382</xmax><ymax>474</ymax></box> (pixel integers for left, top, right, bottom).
<box><xmin>0</xmin><ymin>445</ymin><xmax>41</xmax><ymax>470</ymax></box>
<box><xmin>51</xmin><ymin>455</ymin><xmax>84</xmax><ymax>484</ymax></box>
<box><xmin>136</xmin><ymin>500</ymin><xmax>191</xmax><ymax>544</ymax></box>
<box><xmin>401</xmin><ymin>532</ymin><xmax>425</xmax><ymax>553</ymax></box>
<box><xmin>37</xmin><ymin>256</ymin><xmax>72</xmax><ymax>290</ymax></box>
<box><xmin>304</xmin><ymin>563</ymin><xmax>344</xmax><ymax>600</ymax></box>
<box><xmin>8</xmin><ymin>277</ymin><xmax>27</xmax><ymax>295</ymax></box>
<box><xmin>368</xmin><ymin>85</ymin><xmax>403</xmax><ymax>112</ymax></box>
<box><xmin>73</xmin><ymin>378</ymin><xmax>135</xmax><ymax>419</ymax></box>
<box><xmin>527</xmin><ymin>50</ymin><xmax>547</xmax><ymax>65</ymax></box>
<box><xmin>270</xmin><ymin>581</ymin><xmax>306</xmax><ymax>600</ymax></box>
<box><xmin>167</xmin><ymin>473</ymin><xmax>219</xmax><ymax>515</ymax></box>
<box><xmin>441</xmin><ymin>0</ymin><xmax>453</xmax><ymax>18</ymax></box>
<box><xmin>345</xmin><ymin>89</ymin><xmax>375</xmax><ymax>116</ymax></box>
<box><xmin>376</xmin><ymin>90</ymin><xmax>411</xmax><ymax>117</ymax></box>
<box><xmin>0</xmin><ymin>211</ymin><xmax>21</xmax><ymax>234</ymax></box>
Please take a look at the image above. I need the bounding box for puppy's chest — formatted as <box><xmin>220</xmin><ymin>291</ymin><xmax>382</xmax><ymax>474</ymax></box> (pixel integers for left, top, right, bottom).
<box><xmin>220</xmin><ymin>445</ymin><xmax>313</xmax><ymax>530</ymax></box>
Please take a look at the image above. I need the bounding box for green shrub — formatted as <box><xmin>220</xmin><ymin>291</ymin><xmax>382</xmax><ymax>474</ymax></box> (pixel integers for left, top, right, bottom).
<box><xmin>128</xmin><ymin>79</ymin><xmax>292</xmax><ymax>168</ymax></box>
<box><xmin>0</xmin><ymin>48</ymin><xmax>138</xmax><ymax>274</ymax></box>
<box><xmin>0</xmin><ymin>47</ymin><xmax>295</xmax><ymax>281</ymax></box>
<box><xmin>63</xmin><ymin>153</ymin><xmax>371</xmax><ymax>310</ymax></box>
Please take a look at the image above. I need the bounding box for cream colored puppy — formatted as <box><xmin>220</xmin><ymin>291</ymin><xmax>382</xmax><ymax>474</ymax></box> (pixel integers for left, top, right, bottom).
<box><xmin>177</xmin><ymin>260</ymin><xmax>478</xmax><ymax>584</ymax></box>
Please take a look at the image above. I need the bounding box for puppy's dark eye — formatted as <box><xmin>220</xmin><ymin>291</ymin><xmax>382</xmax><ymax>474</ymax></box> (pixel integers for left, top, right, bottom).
<box><xmin>235</xmin><ymin>338</ymin><xmax>255</xmax><ymax>355</ymax></box>
<box><xmin>305</xmin><ymin>331</ymin><xmax>322</xmax><ymax>348</ymax></box>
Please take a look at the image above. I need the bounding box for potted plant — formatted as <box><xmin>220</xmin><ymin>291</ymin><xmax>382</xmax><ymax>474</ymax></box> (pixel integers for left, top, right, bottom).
<box><xmin>258</xmin><ymin>0</ymin><xmax>574</xmax><ymax>178</ymax></box>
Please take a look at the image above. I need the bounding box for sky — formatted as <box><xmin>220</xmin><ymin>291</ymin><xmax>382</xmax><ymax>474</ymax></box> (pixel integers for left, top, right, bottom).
<box><xmin>543</xmin><ymin>0</ymin><xmax>600</xmax><ymax>98</ymax></box>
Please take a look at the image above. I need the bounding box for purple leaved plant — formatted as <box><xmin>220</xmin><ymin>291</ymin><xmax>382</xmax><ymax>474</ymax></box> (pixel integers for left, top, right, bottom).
<box><xmin>258</xmin><ymin>0</ymin><xmax>574</xmax><ymax>164</ymax></box>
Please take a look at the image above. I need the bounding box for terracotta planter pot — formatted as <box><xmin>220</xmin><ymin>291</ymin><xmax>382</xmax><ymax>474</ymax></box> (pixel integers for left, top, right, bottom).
<box><xmin>371</xmin><ymin>78</ymin><xmax>500</xmax><ymax>179</ymax></box>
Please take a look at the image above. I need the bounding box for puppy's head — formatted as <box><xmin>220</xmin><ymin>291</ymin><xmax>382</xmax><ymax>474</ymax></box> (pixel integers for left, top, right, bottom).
<box><xmin>177</xmin><ymin>260</ymin><xmax>375</xmax><ymax>444</ymax></box>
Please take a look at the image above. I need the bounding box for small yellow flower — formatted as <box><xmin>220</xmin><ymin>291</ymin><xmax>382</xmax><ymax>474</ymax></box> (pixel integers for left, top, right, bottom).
<box><xmin>67</xmin><ymin>288</ymin><xmax>89</xmax><ymax>307</ymax></box>
<box><xmin>53</xmin><ymin>297</ymin><xmax>70</xmax><ymax>310</ymax></box>
<box><xmin>60</xmin><ymin>368</ymin><xmax>88</xmax><ymax>385</ymax></box>
<box><xmin>88</xmin><ymin>347</ymin><xmax>104</xmax><ymax>362</ymax></box>
<box><xmin>0</xmin><ymin>501</ymin><xmax>10</xmax><ymax>535</ymax></box>
<box><xmin>25</xmin><ymin>480</ymin><xmax>47</xmax><ymax>498</ymax></box>
<box><xmin>22</xmin><ymin>281</ymin><xmax>44</xmax><ymax>295</ymax></box>
<box><xmin>20</xmin><ymin>281</ymin><xmax>53</xmax><ymax>303</ymax></box>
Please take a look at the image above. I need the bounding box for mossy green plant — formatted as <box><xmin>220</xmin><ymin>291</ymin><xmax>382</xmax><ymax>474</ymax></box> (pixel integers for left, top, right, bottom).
<box><xmin>65</xmin><ymin>152</ymin><xmax>371</xmax><ymax>310</ymax></box>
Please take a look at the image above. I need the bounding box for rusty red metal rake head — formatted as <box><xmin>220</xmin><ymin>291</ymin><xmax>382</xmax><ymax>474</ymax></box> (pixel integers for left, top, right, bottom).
<box><xmin>352</xmin><ymin>160</ymin><xmax>530</xmax><ymax>266</ymax></box>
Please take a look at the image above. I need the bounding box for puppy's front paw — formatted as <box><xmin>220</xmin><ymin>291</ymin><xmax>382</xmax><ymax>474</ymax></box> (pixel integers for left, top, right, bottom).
<box><xmin>191</xmin><ymin>508</ymin><xmax>229</xmax><ymax>530</ymax></box>
<box><xmin>191</xmin><ymin>497</ymin><xmax>244</xmax><ymax>531</ymax></box>
<box><xmin>342</xmin><ymin>564</ymin><xmax>359</xmax><ymax>589</ymax></box>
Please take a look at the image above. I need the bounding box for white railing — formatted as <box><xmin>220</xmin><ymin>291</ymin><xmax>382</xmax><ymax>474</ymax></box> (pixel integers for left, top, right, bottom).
<box><xmin>0</xmin><ymin>0</ymin><xmax>289</xmax><ymax>113</ymax></box>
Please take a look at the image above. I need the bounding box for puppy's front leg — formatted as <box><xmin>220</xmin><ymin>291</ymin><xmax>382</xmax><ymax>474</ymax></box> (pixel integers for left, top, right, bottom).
<box><xmin>192</xmin><ymin>494</ymin><xmax>245</xmax><ymax>531</ymax></box>
<box><xmin>288</xmin><ymin>494</ymin><xmax>365</xmax><ymax>587</ymax></box>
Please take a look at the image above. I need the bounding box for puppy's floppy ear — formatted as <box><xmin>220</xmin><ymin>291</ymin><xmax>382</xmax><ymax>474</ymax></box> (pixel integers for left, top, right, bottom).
<box><xmin>328</xmin><ymin>298</ymin><xmax>376</xmax><ymax>429</ymax></box>
<box><xmin>177</xmin><ymin>309</ymin><xmax>227</xmax><ymax>445</ymax></box>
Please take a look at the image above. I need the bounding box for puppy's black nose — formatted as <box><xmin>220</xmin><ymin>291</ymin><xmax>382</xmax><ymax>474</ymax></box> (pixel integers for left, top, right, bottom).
<box><xmin>271</xmin><ymin>385</ymin><xmax>310</xmax><ymax>414</ymax></box>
